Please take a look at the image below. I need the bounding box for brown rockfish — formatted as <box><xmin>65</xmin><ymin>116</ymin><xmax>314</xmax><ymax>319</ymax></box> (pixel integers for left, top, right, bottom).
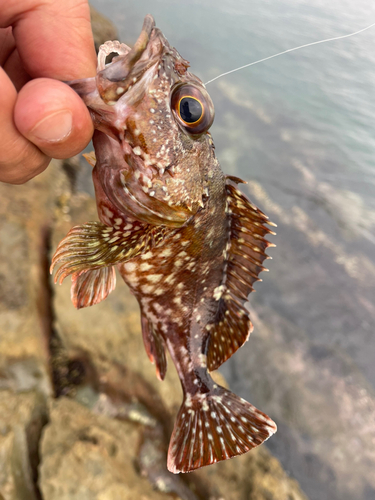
<box><xmin>51</xmin><ymin>15</ymin><xmax>277</xmax><ymax>473</ymax></box>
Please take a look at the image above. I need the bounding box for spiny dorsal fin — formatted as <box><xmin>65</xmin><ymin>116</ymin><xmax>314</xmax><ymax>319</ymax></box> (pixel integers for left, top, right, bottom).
<box><xmin>51</xmin><ymin>221</ymin><xmax>170</xmax><ymax>285</ymax></box>
<box><xmin>207</xmin><ymin>178</ymin><xmax>276</xmax><ymax>371</ymax></box>
<box><xmin>71</xmin><ymin>267</ymin><xmax>116</xmax><ymax>309</ymax></box>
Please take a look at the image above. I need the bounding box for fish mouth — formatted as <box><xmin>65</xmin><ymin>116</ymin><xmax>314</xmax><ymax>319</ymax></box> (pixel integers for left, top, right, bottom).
<box><xmin>96</xmin><ymin>15</ymin><xmax>160</xmax><ymax>104</ymax></box>
<box><xmin>65</xmin><ymin>15</ymin><xmax>164</xmax><ymax>131</ymax></box>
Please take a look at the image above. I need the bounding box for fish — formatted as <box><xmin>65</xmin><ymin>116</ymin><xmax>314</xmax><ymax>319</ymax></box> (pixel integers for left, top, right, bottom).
<box><xmin>51</xmin><ymin>14</ymin><xmax>277</xmax><ymax>473</ymax></box>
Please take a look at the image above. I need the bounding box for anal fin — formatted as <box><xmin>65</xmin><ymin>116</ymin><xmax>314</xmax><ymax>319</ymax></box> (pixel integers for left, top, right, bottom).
<box><xmin>207</xmin><ymin>178</ymin><xmax>276</xmax><ymax>371</ymax></box>
<box><xmin>167</xmin><ymin>385</ymin><xmax>277</xmax><ymax>473</ymax></box>
<box><xmin>141</xmin><ymin>313</ymin><xmax>167</xmax><ymax>381</ymax></box>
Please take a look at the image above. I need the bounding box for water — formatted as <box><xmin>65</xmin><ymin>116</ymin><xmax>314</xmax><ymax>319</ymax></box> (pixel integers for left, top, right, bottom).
<box><xmin>88</xmin><ymin>1</ymin><xmax>375</xmax><ymax>499</ymax></box>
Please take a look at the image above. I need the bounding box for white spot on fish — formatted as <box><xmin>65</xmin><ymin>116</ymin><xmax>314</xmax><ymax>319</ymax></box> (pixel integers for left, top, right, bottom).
<box><xmin>165</xmin><ymin>274</ymin><xmax>176</xmax><ymax>284</ymax></box>
<box><xmin>103</xmin><ymin>207</ymin><xmax>113</xmax><ymax>218</ymax></box>
<box><xmin>213</xmin><ymin>285</ymin><xmax>226</xmax><ymax>301</ymax></box>
<box><xmin>123</xmin><ymin>262</ymin><xmax>136</xmax><ymax>272</ymax></box>
<box><xmin>141</xmin><ymin>284</ymin><xmax>154</xmax><ymax>294</ymax></box>
<box><xmin>140</xmin><ymin>262</ymin><xmax>152</xmax><ymax>271</ymax></box>
<box><xmin>147</xmin><ymin>274</ymin><xmax>163</xmax><ymax>283</ymax></box>
<box><xmin>141</xmin><ymin>251</ymin><xmax>153</xmax><ymax>260</ymax></box>
<box><xmin>160</xmin><ymin>247</ymin><xmax>172</xmax><ymax>257</ymax></box>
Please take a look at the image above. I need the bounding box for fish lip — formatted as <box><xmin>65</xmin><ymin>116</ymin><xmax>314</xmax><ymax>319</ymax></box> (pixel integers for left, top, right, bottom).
<box><xmin>96</xmin><ymin>15</ymin><xmax>160</xmax><ymax>104</ymax></box>
<box><xmin>98</xmin><ymin>15</ymin><xmax>155</xmax><ymax>84</ymax></box>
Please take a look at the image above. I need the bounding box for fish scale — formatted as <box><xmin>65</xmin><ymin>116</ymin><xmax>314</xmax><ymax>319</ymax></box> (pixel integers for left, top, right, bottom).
<box><xmin>51</xmin><ymin>14</ymin><xmax>277</xmax><ymax>473</ymax></box>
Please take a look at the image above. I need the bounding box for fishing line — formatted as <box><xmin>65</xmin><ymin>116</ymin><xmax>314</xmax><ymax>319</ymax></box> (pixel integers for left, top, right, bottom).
<box><xmin>205</xmin><ymin>22</ymin><xmax>375</xmax><ymax>85</ymax></box>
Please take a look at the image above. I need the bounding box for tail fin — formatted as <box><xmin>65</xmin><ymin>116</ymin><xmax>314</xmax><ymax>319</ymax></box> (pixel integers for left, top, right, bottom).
<box><xmin>167</xmin><ymin>386</ymin><xmax>276</xmax><ymax>474</ymax></box>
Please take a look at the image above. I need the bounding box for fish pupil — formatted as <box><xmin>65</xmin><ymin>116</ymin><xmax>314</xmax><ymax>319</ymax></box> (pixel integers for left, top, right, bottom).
<box><xmin>179</xmin><ymin>97</ymin><xmax>202</xmax><ymax>123</ymax></box>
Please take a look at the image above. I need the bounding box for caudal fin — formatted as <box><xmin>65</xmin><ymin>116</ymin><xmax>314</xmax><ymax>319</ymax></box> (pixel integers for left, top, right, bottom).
<box><xmin>167</xmin><ymin>386</ymin><xmax>276</xmax><ymax>474</ymax></box>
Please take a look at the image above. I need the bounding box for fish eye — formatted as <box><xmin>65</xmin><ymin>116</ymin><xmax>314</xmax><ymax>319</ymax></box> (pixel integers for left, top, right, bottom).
<box><xmin>171</xmin><ymin>84</ymin><xmax>214</xmax><ymax>135</ymax></box>
<box><xmin>179</xmin><ymin>97</ymin><xmax>203</xmax><ymax>124</ymax></box>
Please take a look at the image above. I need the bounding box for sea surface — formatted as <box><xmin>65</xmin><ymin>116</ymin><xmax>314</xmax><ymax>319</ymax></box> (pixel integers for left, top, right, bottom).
<box><xmin>88</xmin><ymin>1</ymin><xmax>375</xmax><ymax>499</ymax></box>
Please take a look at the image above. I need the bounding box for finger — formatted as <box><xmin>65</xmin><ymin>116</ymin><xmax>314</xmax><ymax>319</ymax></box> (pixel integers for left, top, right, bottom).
<box><xmin>0</xmin><ymin>28</ymin><xmax>30</xmax><ymax>90</ymax></box>
<box><xmin>1</xmin><ymin>0</ymin><xmax>96</xmax><ymax>79</ymax></box>
<box><xmin>14</xmin><ymin>78</ymin><xmax>94</xmax><ymax>160</ymax></box>
<box><xmin>0</xmin><ymin>68</ymin><xmax>49</xmax><ymax>184</ymax></box>
<box><xmin>4</xmin><ymin>48</ymin><xmax>30</xmax><ymax>90</ymax></box>
<box><xmin>0</xmin><ymin>27</ymin><xmax>15</xmax><ymax>65</ymax></box>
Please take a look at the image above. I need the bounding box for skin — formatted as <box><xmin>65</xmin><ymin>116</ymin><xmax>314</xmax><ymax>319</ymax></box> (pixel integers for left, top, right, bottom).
<box><xmin>0</xmin><ymin>0</ymin><xmax>96</xmax><ymax>184</ymax></box>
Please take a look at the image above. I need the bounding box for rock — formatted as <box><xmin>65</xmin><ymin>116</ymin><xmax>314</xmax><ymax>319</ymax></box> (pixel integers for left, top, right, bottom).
<box><xmin>0</xmin><ymin>167</ymin><xmax>57</xmax><ymax>397</ymax></box>
<box><xmin>39</xmin><ymin>397</ymin><xmax>168</xmax><ymax>500</ymax></box>
<box><xmin>194</xmin><ymin>444</ymin><xmax>308</xmax><ymax>500</ymax></box>
<box><xmin>0</xmin><ymin>390</ymin><xmax>47</xmax><ymax>500</ymax></box>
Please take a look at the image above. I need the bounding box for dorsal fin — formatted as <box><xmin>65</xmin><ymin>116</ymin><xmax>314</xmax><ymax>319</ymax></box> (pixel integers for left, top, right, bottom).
<box><xmin>207</xmin><ymin>177</ymin><xmax>276</xmax><ymax>371</ymax></box>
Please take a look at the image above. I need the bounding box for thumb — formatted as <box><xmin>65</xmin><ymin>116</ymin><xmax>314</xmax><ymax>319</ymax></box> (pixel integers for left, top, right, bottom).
<box><xmin>14</xmin><ymin>78</ymin><xmax>94</xmax><ymax>159</ymax></box>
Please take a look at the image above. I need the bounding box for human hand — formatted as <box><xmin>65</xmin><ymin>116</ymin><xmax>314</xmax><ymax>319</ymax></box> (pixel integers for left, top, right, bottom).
<box><xmin>0</xmin><ymin>0</ymin><xmax>97</xmax><ymax>184</ymax></box>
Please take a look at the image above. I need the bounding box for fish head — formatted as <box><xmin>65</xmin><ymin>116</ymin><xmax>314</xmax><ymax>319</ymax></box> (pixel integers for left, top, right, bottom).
<box><xmin>70</xmin><ymin>15</ymin><xmax>216</xmax><ymax>224</ymax></box>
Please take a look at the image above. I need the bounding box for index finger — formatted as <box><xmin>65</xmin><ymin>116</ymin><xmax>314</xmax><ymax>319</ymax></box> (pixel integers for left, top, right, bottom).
<box><xmin>0</xmin><ymin>0</ymin><xmax>97</xmax><ymax>79</ymax></box>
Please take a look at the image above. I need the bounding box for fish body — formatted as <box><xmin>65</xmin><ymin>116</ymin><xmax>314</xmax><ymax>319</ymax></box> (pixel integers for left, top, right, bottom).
<box><xmin>52</xmin><ymin>15</ymin><xmax>277</xmax><ymax>473</ymax></box>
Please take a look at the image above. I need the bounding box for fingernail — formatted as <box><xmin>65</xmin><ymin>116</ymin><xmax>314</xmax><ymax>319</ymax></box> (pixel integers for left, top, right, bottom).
<box><xmin>30</xmin><ymin>110</ymin><xmax>73</xmax><ymax>143</ymax></box>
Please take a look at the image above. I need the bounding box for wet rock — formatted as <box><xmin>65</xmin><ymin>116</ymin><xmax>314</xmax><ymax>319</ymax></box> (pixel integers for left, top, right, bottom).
<box><xmin>0</xmin><ymin>390</ymin><xmax>47</xmax><ymax>500</ymax></box>
<box><xmin>39</xmin><ymin>397</ymin><xmax>168</xmax><ymax>500</ymax></box>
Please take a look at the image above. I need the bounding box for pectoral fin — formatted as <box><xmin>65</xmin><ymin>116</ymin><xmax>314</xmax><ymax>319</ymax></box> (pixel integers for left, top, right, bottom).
<box><xmin>51</xmin><ymin>221</ymin><xmax>169</xmax><ymax>286</ymax></box>
<box><xmin>71</xmin><ymin>267</ymin><xmax>116</xmax><ymax>309</ymax></box>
